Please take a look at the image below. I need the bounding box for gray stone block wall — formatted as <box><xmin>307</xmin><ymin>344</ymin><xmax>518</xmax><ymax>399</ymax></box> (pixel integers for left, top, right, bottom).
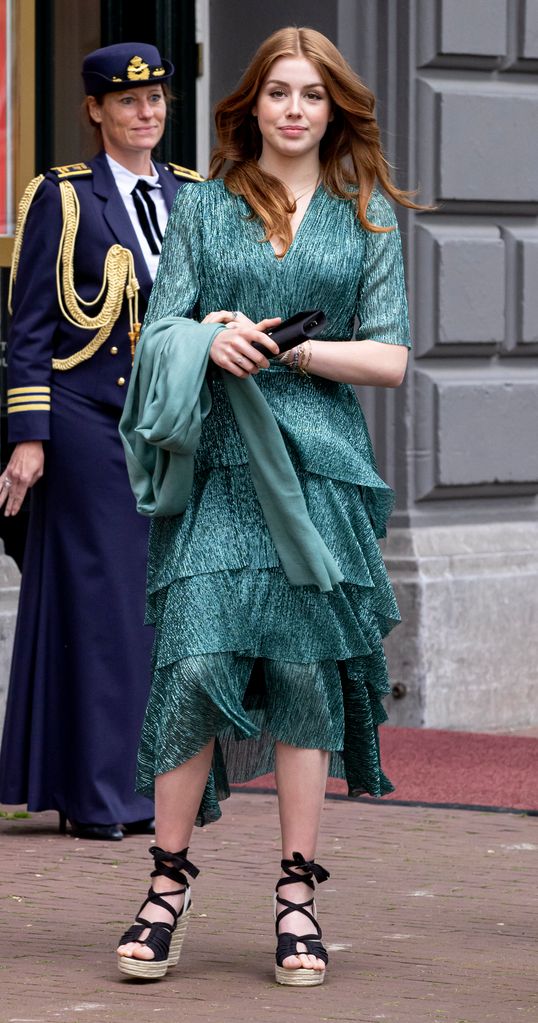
<box><xmin>339</xmin><ymin>0</ymin><xmax>538</xmax><ymax>728</ymax></box>
<box><xmin>382</xmin><ymin>523</ymin><xmax>538</xmax><ymax>730</ymax></box>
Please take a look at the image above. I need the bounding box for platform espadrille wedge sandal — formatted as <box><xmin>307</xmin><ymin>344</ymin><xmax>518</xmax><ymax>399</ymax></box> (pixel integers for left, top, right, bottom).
<box><xmin>117</xmin><ymin>845</ymin><xmax>198</xmax><ymax>980</ymax></box>
<box><xmin>274</xmin><ymin>851</ymin><xmax>330</xmax><ymax>986</ymax></box>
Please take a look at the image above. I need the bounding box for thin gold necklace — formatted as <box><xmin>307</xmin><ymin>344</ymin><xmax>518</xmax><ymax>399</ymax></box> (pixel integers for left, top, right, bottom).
<box><xmin>291</xmin><ymin>177</ymin><xmax>320</xmax><ymax>204</ymax></box>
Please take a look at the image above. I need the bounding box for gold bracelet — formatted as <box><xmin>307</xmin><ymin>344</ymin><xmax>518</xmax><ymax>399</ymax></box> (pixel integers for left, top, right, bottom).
<box><xmin>298</xmin><ymin>339</ymin><xmax>312</xmax><ymax>377</ymax></box>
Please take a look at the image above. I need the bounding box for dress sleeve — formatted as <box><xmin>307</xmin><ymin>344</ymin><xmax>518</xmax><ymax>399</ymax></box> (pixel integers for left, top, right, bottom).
<box><xmin>143</xmin><ymin>181</ymin><xmax>203</xmax><ymax>329</ymax></box>
<box><xmin>7</xmin><ymin>178</ymin><xmax>62</xmax><ymax>442</ymax></box>
<box><xmin>355</xmin><ymin>191</ymin><xmax>412</xmax><ymax>348</ymax></box>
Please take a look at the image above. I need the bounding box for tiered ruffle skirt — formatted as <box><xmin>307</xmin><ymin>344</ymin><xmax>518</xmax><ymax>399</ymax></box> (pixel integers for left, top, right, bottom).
<box><xmin>137</xmin><ymin>433</ymin><xmax>401</xmax><ymax>824</ymax></box>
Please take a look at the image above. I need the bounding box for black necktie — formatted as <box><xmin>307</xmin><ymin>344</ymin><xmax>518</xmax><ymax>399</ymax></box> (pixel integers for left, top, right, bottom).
<box><xmin>131</xmin><ymin>179</ymin><xmax>163</xmax><ymax>255</ymax></box>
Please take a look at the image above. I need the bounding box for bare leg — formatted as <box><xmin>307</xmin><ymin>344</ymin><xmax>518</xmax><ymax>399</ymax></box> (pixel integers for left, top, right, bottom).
<box><xmin>275</xmin><ymin>742</ymin><xmax>330</xmax><ymax>972</ymax></box>
<box><xmin>118</xmin><ymin>739</ymin><xmax>214</xmax><ymax>960</ymax></box>
<box><xmin>154</xmin><ymin>739</ymin><xmax>215</xmax><ymax>851</ymax></box>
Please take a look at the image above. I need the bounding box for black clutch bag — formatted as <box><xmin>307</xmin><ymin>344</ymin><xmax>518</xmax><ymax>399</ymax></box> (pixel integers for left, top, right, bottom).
<box><xmin>251</xmin><ymin>310</ymin><xmax>327</xmax><ymax>358</ymax></box>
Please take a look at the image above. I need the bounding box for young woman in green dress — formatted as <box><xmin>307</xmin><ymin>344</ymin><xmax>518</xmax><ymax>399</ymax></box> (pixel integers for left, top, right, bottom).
<box><xmin>117</xmin><ymin>26</ymin><xmax>418</xmax><ymax>986</ymax></box>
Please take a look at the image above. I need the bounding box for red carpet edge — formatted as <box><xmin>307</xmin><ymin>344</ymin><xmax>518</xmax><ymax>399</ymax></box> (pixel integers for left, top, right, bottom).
<box><xmin>232</xmin><ymin>727</ymin><xmax>538</xmax><ymax>814</ymax></box>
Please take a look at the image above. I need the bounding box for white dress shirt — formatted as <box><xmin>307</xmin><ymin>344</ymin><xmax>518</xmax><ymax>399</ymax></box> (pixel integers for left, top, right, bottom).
<box><xmin>106</xmin><ymin>154</ymin><xmax>168</xmax><ymax>281</ymax></box>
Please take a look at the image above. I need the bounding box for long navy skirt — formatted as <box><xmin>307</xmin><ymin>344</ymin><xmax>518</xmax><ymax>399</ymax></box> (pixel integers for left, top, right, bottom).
<box><xmin>0</xmin><ymin>383</ymin><xmax>154</xmax><ymax>824</ymax></box>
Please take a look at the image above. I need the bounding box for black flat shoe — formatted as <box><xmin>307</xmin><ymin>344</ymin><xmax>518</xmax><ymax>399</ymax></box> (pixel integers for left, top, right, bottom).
<box><xmin>69</xmin><ymin>820</ymin><xmax>124</xmax><ymax>841</ymax></box>
<box><xmin>123</xmin><ymin>818</ymin><xmax>156</xmax><ymax>835</ymax></box>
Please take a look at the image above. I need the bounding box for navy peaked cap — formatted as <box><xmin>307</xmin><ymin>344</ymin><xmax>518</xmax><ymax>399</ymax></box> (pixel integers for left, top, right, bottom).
<box><xmin>82</xmin><ymin>42</ymin><xmax>174</xmax><ymax>95</ymax></box>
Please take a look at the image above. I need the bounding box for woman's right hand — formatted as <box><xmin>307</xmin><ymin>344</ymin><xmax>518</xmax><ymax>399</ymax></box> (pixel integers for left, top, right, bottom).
<box><xmin>0</xmin><ymin>441</ymin><xmax>45</xmax><ymax>516</ymax></box>
<box><xmin>208</xmin><ymin>315</ymin><xmax>280</xmax><ymax>377</ymax></box>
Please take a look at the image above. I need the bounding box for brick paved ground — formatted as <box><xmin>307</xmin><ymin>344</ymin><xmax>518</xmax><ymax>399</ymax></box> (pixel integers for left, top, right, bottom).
<box><xmin>1</xmin><ymin>792</ymin><xmax>536</xmax><ymax>1023</ymax></box>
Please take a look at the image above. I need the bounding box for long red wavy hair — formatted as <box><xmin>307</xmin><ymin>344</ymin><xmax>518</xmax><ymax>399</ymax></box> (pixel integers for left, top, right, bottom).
<box><xmin>209</xmin><ymin>26</ymin><xmax>420</xmax><ymax>255</ymax></box>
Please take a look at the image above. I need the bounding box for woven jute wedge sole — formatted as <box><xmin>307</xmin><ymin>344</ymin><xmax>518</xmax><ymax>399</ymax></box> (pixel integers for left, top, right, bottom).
<box><xmin>117</xmin><ymin>905</ymin><xmax>191</xmax><ymax>980</ymax></box>
<box><xmin>167</xmin><ymin>907</ymin><xmax>191</xmax><ymax>967</ymax></box>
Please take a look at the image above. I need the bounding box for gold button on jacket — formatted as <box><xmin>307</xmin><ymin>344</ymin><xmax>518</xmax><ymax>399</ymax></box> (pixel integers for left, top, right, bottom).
<box><xmin>116</xmin><ymin>377</ymin><xmax>126</xmax><ymax>387</ymax></box>
<box><xmin>110</xmin><ymin>346</ymin><xmax>118</xmax><ymax>355</ymax></box>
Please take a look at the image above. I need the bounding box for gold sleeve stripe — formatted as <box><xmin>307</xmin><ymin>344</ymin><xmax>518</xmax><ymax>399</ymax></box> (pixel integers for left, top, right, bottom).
<box><xmin>8</xmin><ymin>395</ymin><xmax>51</xmax><ymax>405</ymax></box>
<box><xmin>8</xmin><ymin>403</ymin><xmax>51</xmax><ymax>414</ymax></box>
<box><xmin>7</xmin><ymin>385</ymin><xmax>51</xmax><ymax>395</ymax></box>
<box><xmin>8</xmin><ymin>395</ymin><xmax>51</xmax><ymax>406</ymax></box>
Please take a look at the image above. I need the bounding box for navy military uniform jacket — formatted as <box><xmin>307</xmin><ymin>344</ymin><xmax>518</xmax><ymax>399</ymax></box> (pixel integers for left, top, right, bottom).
<box><xmin>7</xmin><ymin>150</ymin><xmax>196</xmax><ymax>443</ymax></box>
<box><xmin>0</xmin><ymin>150</ymin><xmax>202</xmax><ymax>823</ymax></box>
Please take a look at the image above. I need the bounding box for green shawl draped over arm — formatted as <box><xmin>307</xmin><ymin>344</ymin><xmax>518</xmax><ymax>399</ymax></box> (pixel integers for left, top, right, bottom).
<box><xmin>119</xmin><ymin>317</ymin><xmax>343</xmax><ymax>593</ymax></box>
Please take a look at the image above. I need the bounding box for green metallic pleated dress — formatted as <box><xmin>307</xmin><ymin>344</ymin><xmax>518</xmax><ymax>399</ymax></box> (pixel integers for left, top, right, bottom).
<box><xmin>135</xmin><ymin>179</ymin><xmax>412</xmax><ymax>825</ymax></box>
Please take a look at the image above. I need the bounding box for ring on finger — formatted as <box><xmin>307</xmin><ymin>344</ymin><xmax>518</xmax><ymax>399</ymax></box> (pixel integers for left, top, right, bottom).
<box><xmin>236</xmin><ymin>356</ymin><xmax>245</xmax><ymax>367</ymax></box>
<box><xmin>3</xmin><ymin>478</ymin><xmax>12</xmax><ymax>489</ymax></box>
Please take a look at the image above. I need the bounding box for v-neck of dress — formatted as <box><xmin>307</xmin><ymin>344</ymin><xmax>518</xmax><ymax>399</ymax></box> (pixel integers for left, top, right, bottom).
<box><xmin>264</xmin><ymin>183</ymin><xmax>324</xmax><ymax>263</ymax></box>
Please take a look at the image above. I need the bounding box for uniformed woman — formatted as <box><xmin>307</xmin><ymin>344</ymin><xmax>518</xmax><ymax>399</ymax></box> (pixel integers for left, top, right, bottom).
<box><xmin>0</xmin><ymin>42</ymin><xmax>202</xmax><ymax>840</ymax></box>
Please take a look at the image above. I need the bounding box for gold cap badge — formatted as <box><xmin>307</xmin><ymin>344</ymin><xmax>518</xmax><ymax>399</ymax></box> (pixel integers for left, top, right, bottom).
<box><xmin>127</xmin><ymin>56</ymin><xmax>150</xmax><ymax>81</ymax></box>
